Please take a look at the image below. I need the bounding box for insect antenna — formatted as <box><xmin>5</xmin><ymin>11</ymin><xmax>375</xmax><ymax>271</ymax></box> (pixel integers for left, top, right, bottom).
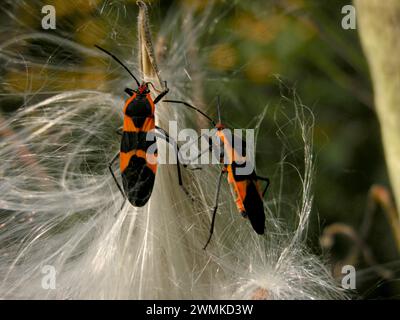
<box><xmin>163</xmin><ymin>100</ymin><xmax>216</xmax><ymax>126</ymax></box>
<box><xmin>95</xmin><ymin>45</ymin><xmax>141</xmax><ymax>88</ymax></box>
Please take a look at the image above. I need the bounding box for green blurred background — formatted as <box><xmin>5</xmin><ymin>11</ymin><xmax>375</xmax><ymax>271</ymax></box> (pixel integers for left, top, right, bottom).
<box><xmin>1</xmin><ymin>0</ymin><xmax>399</xmax><ymax>299</ymax></box>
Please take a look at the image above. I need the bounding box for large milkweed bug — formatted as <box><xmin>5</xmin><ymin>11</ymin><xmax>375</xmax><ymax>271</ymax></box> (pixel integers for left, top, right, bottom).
<box><xmin>95</xmin><ymin>45</ymin><xmax>207</xmax><ymax>208</ymax></box>
<box><xmin>165</xmin><ymin>98</ymin><xmax>270</xmax><ymax>249</ymax></box>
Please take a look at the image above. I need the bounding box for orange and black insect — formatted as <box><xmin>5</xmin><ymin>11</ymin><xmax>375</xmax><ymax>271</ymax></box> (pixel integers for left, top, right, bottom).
<box><xmin>95</xmin><ymin>45</ymin><xmax>206</xmax><ymax>208</ymax></box>
<box><xmin>166</xmin><ymin>98</ymin><xmax>270</xmax><ymax>249</ymax></box>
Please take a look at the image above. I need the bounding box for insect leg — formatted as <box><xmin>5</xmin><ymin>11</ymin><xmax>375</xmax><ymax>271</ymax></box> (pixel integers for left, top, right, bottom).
<box><xmin>115</xmin><ymin>127</ymin><xmax>123</xmax><ymax>136</ymax></box>
<box><xmin>124</xmin><ymin>88</ymin><xmax>135</xmax><ymax>96</ymax></box>
<box><xmin>120</xmin><ymin>198</ymin><xmax>127</xmax><ymax>211</ymax></box>
<box><xmin>155</xmin><ymin>126</ymin><xmax>194</xmax><ymax>200</ymax></box>
<box><xmin>203</xmin><ymin>168</ymin><xmax>226</xmax><ymax>250</ymax></box>
<box><xmin>153</xmin><ymin>81</ymin><xmax>170</xmax><ymax>104</ymax></box>
<box><xmin>256</xmin><ymin>175</ymin><xmax>270</xmax><ymax>197</ymax></box>
<box><xmin>108</xmin><ymin>152</ymin><xmax>126</xmax><ymax>200</ymax></box>
<box><xmin>155</xmin><ymin>126</ymin><xmax>182</xmax><ymax>185</ymax></box>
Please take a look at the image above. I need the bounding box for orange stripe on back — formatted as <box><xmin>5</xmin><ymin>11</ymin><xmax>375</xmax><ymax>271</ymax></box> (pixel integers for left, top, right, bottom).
<box><xmin>123</xmin><ymin>114</ymin><xmax>156</xmax><ymax>132</ymax></box>
<box><xmin>226</xmin><ymin>165</ymin><xmax>245</xmax><ymax>213</ymax></box>
<box><xmin>120</xmin><ymin>150</ymin><xmax>158</xmax><ymax>174</ymax></box>
<box><xmin>142</xmin><ymin>117</ymin><xmax>156</xmax><ymax>132</ymax></box>
<box><xmin>120</xmin><ymin>150</ymin><xmax>135</xmax><ymax>172</ymax></box>
<box><xmin>123</xmin><ymin>117</ymin><xmax>139</xmax><ymax>132</ymax></box>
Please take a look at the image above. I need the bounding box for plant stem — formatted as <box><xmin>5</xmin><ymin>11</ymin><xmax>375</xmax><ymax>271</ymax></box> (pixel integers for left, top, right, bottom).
<box><xmin>355</xmin><ymin>0</ymin><xmax>400</xmax><ymax>221</ymax></box>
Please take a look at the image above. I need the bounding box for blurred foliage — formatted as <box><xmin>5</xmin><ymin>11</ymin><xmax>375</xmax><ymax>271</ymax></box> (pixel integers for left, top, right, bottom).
<box><xmin>1</xmin><ymin>0</ymin><xmax>400</xmax><ymax>298</ymax></box>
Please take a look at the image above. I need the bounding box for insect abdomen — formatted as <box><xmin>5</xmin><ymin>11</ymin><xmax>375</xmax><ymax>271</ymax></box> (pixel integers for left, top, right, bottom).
<box><xmin>121</xmin><ymin>153</ymin><xmax>155</xmax><ymax>207</ymax></box>
<box><xmin>242</xmin><ymin>181</ymin><xmax>265</xmax><ymax>234</ymax></box>
<box><xmin>228</xmin><ymin>162</ymin><xmax>265</xmax><ymax>234</ymax></box>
